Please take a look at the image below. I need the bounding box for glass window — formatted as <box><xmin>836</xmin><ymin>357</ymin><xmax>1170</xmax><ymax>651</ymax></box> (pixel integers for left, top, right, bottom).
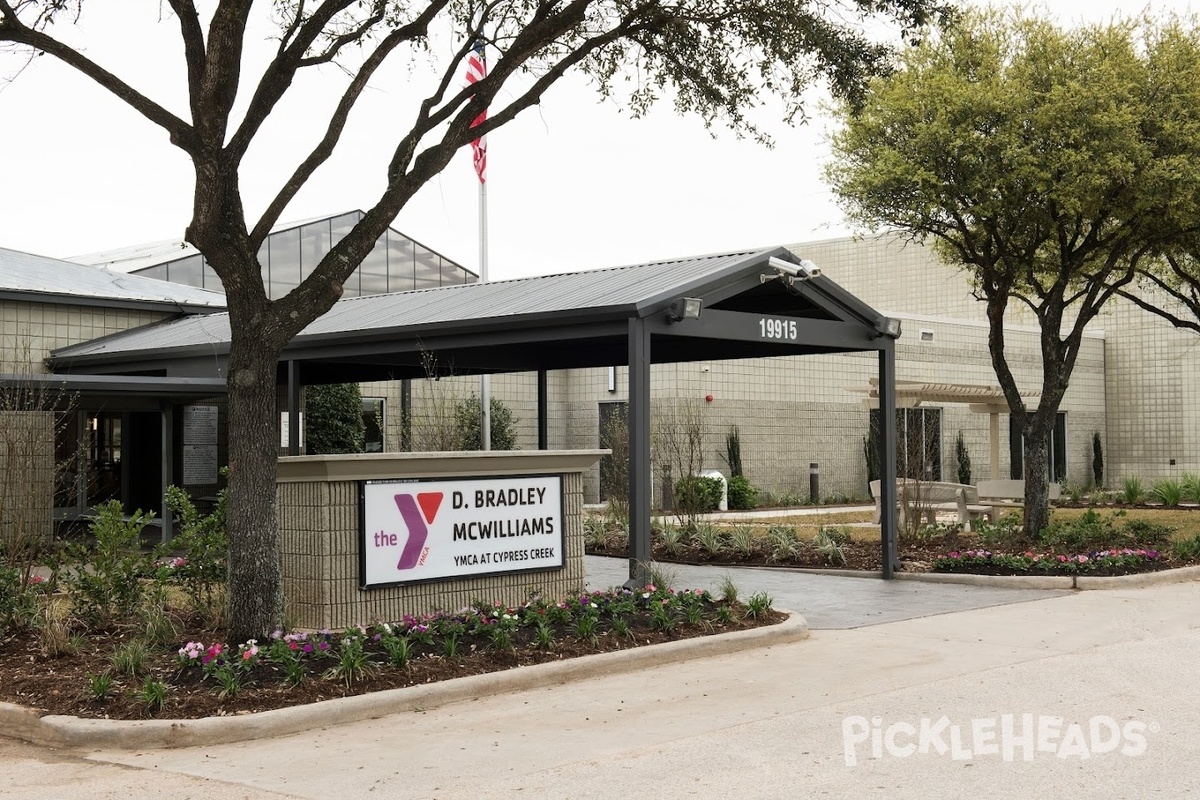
<box><xmin>870</xmin><ymin>408</ymin><xmax>942</xmax><ymax>481</ymax></box>
<box><xmin>299</xmin><ymin>220</ymin><xmax>331</xmax><ymax>282</ymax></box>
<box><xmin>329</xmin><ymin>214</ymin><xmax>360</xmax><ymax>296</ymax></box>
<box><xmin>257</xmin><ymin>240</ymin><xmax>271</xmax><ymax>295</ymax></box>
<box><xmin>362</xmin><ymin>397</ymin><xmax>385</xmax><ymax>452</ymax></box>
<box><xmin>167</xmin><ymin>255</ymin><xmax>203</xmax><ymax>288</ymax></box>
<box><xmin>135</xmin><ymin>265</ymin><xmax>168</xmax><ymax>282</ymax></box>
<box><xmin>356</xmin><ymin>234</ymin><xmax>389</xmax><ymax>296</ymax></box>
<box><xmin>269</xmin><ymin>227</ymin><xmax>302</xmax><ymax>299</ymax></box>
<box><xmin>414</xmin><ymin>245</ymin><xmax>441</xmax><ymax>290</ymax></box>
<box><xmin>1009</xmin><ymin>412</ymin><xmax>1067</xmax><ymax>482</ymax></box>
<box><xmin>329</xmin><ymin>211</ymin><xmax>361</xmax><ymax>245</ymax></box>
<box><xmin>387</xmin><ymin>232</ymin><xmax>415</xmax><ymax>292</ymax></box>
<box><xmin>200</xmin><ymin>260</ymin><xmax>222</xmax><ymax>292</ymax></box>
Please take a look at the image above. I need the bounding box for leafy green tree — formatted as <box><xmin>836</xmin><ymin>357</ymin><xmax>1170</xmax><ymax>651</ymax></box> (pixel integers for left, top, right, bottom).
<box><xmin>455</xmin><ymin>394</ymin><xmax>517</xmax><ymax>451</ymax></box>
<box><xmin>2</xmin><ymin>0</ymin><xmax>948</xmax><ymax>640</ymax></box>
<box><xmin>826</xmin><ymin>9</ymin><xmax>1200</xmax><ymax>535</ymax></box>
<box><xmin>305</xmin><ymin>384</ymin><xmax>367</xmax><ymax>455</ymax></box>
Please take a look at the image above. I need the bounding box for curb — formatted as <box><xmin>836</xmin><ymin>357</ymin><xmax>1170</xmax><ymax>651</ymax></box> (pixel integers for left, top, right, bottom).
<box><xmin>0</xmin><ymin>611</ymin><xmax>807</xmax><ymax>752</ymax></box>
<box><xmin>1074</xmin><ymin>564</ymin><xmax>1200</xmax><ymax>590</ymax></box>
<box><xmin>896</xmin><ymin>572</ymin><xmax>1074</xmax><ymax>589</ymax></box>
<box><xmin>897</xmin><ymin>565</ymin><xmax>1200</xmax><ymax>590</ymax></box>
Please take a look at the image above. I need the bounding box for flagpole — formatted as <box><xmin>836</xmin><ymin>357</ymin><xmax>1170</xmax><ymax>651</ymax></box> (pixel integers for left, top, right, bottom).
<box><xmin>468</xmin><ymin>37</ymin><xmax>491</xmax><ymax>452</ymax></box>
<box><xmin>479</xmin><ymin>177</ymin><xmax>491</xmax><ymax>451</ymax></box>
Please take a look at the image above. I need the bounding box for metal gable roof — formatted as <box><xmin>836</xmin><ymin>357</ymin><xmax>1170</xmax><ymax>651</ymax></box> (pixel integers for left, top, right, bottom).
<box><xmin>65</xmin><ymin>214</ymin><xmax>343</xmax><ymax>274</ymax></box>
<box><xmin>0</xmin><ymin>247</ymin><xmax>228</xmax><ymax>310</ymax></box>
<box><xmin>50</xmin><ymin>247</ymin><xmax>887</xmax><ymax>366</ymax></box>
<box><xmin>66</xmin><ymin>211</ymin><xmax>476</xmax><ymax>279</ymax></box>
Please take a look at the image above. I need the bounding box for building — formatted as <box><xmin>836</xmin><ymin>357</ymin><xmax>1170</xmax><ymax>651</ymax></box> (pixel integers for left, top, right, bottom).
<box><xmin>1</xmin><ymin>219</ymin><xmax>1193</xmax><ymax>546</ymax></box>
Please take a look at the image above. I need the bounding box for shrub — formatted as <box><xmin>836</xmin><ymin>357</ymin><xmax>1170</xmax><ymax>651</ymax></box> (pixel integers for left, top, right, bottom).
<box><xmin>0</xmin><ymin>565</ymin><xmax>39</xmax><ymax>636</ymax></box>
<box><xmin>811</xmin><ymin>527</ymin><xmax>848</xmax><ymax>566</ymax></box>
<box><xmin>726</xmin><ymin>475</ymin><xmax>758</xmax><ymax>510</ymax></box>
<box><xmin>1172</xmin><ymin>534</ymin><xmax>1200</xmax><ymax>562</ymax></box>
<box><xmin>973</xmin><ymin>513</ymin><xmax>1024</xmax><ymax>551</ymax></box>
<box><xmin>1039</xmin><ymin>509</ymin><xmax>1115</xmax><ymax>553</ymax></box>
<box><xmin>111</xmin><ymin>639</ymin><xmax>149</xmax><ymax>676</ymax></box>
<box><xmin>1092</xmin><ymin>432</ymin><xmax>1104</xmax><ymax>488</ymax></box>
<box><xmin>728</xmin><ymin>525</ymin><xmax>757</xmax><ymax>558</ymax></box>
<box><xmin>1182</xmin><ymin>473</ymin><xmax>1200</xmax><ymax>504</ymax></box>
<box><xmin>136</xmin><ymin>679</ymin><xmax>168</xmax><ymax>715</ymax></box>
<box><xmin>674</xmin><ymin>475</ymin><xmax>723</xmax><ymax>515</ymax></box>
<box><xmin>692</xmin><ymin>523</ymin><xmax>726</xmax><ymax>556</ymax></box>
<box><xmin>1121</xmin><ymin>476</ymin><xmax>1143</xmax><ymax>505</ymax></box>
<box><xmin>767</xmin><ymin>525</ymin><xmax>801</xmax><ymax>563</ymax></box>
<box><xmin>61</xmin><ymin>501</ymin><xmax>157</xmax><ymax>628</ymax></box>
<box><xmin>1061</xmin><ymin>481</ymin><xmax>1084</xmax><ymax>504</ymax></box>
<box><xmin>1039</xmin><ymin>509</ymin><xmax>1172</xmax><ymax>553</ymax></box>
<box><xmin>725</xmin><ymin>427</ymin><xmax>744</xmax><ymax>478</ymax></box>
<box><xmin>1121</xmin><ymin>520</ymin><xmax>1173</xmax><ymax>550</ymax></box>
<box><xmin>1152</xmin><ymin>479</ymin><xmax>1184</xmax><ymax>508</ymax></box>
<box><xmin>455</xmin><ymin>394</ymin><xmax>518</xmax><ymax>451</ymax></box>
<box><xmin>304</xmin><ymin>383</ymin><xmax>366</xmax><ymax>455</ymax></box>
<box><xmin>955</xmin><ymin>431</ymin><xmax>972</xmax><ymax>486</ymax></box>
<box><xmin>658</xmin><ymin>523</ymin><xmax>686</xmax><ymax>557</ymax></box>
<box><xmin>745</xmin><ymin>591</ymin><xmax>773</xmax><ymax>619</ymax></box>
<box><xmin>163</xmin><ymin>481</ymin><xmax>228</xmax><ymax>625</ymax></box>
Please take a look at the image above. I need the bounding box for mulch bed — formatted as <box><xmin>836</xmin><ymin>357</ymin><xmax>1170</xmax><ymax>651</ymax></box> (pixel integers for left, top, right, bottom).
<box><xmin>585</xmin><ymin>534</ymin><xmax>1200</xmax><ymax>576</ymax></box>
<box><xmin>0</xmin><ymin>606</ymin><xmax>784</xmax><ymax>721</ymax></box>
<box><xmin>587</xmin><ymin>538</ymin><xmax>932</xmax><ymax>572</ymax></box>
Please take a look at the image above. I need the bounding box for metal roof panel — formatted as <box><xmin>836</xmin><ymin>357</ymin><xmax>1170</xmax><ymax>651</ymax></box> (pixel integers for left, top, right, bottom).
<box><xmin>0</xmin><ymin>247</ymin><xmax>228</xmax><ymax>309</ymax></box>
<box><xmin>51</xmin><ymin>248</ymin><xmax>886</xmax><ymax>364</ymax></box>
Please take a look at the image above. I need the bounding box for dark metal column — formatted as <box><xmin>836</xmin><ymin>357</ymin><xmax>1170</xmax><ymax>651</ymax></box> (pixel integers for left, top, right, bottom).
<box><xmin>537</xmin><ymin>369</ymin><xmax>548</xmax><ymax>450</ymax></box>
<box><xmin>160</xmin><ymin>402</ymin><xmax>174</xmax><ymax>544</ymax></box>
<box><xmin>626</xmin><ymin>316</ymin><xmax>652</xmax><ymax>587</ymax></box>
<box><xmin>879</xmin><ymin>343</ymin><xmax>898</xmax><ymax>578</ymax></box>
<box><xmin>287</xmin><ymin>360</ymin><xmax>301</xmax><ymax>456</ymax></box>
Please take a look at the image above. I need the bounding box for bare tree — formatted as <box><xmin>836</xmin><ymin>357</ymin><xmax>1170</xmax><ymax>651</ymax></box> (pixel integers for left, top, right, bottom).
<box><xmin>2</xmin><ymin>0</ymin><xmax>948</xmax><ymax>640</ymax></box>
<box><xmin>409</xmin><ymin>350</ymin><xmax>465</xmax><ymax>452</ymax></box>
<box><xmin>652</xmin><ymin>397</ymin><xmax>707</xmax><ymax>530</ymax></box>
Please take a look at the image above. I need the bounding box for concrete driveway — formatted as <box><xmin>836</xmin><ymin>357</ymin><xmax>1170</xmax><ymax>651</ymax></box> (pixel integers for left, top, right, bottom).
<box><xmin>585</xmin><ymin>555</ymin><xmax>1068</xmax><ymax>629</ymax></box>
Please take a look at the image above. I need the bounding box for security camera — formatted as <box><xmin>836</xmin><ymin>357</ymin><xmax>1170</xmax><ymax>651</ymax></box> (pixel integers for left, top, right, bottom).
<box><xmin>767</xmin><ymin>257</ymin><xmax>801</xmax><ymax>277</ymax></box>
<box><xmin>768</xmin><ymin>256</ymin><xmax>822</xmax><ymax>280</ymax></box>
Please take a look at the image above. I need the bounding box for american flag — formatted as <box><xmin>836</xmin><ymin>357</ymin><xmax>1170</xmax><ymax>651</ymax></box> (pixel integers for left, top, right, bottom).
<box><xmin>466</xmin><ymin>40</ymin><xmax>487</xmax><ymax>184</ymax></box>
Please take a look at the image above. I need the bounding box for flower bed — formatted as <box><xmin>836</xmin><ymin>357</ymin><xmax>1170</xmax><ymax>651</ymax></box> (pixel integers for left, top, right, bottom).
<box><xmin>0</xmin><ymin>585</ymin><xmax>783</xmax><ymax>721</ymax></box>
<box><xmin>932</xmin><ymin>548</ymin><xmax>1166</xmax><ymax>576</ymax></box>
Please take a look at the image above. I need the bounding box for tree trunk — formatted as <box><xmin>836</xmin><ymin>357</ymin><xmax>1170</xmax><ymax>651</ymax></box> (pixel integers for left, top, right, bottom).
<box><xmin>224</xmin><ymin>336</ymin><xmax>286</xmax><ymax>643</ymax></box>
<box><xmin>1021</xmin><ymin>427</ymin><xmax>1051</xmax><ymax>537</ymax></box>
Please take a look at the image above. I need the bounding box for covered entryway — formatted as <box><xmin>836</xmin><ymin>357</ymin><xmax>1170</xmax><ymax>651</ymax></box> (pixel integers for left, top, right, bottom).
<box><xmin>51</xmin><ymin>248</ymin><xmax>903</xmax><ymax>581</ymax></box>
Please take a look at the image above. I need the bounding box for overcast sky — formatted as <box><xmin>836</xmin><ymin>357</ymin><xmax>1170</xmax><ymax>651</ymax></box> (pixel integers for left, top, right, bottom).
<box><xmin>1</xmin><ymin>0</ymin><xmax>1195</xmax><ymax>280</ymax></box>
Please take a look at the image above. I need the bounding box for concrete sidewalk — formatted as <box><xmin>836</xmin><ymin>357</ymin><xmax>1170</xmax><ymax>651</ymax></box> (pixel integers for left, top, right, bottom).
<box><xmin>4</xmin><ymin>579</ymin><xmax>1199</xmax><ymax>799</ymax></box>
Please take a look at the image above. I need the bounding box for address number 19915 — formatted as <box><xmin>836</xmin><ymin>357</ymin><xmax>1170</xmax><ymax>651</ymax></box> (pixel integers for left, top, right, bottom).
<box><xmin>759</xmin><ymin>317</ymin><xmax>797</xmax><ymax>341</ymax></box>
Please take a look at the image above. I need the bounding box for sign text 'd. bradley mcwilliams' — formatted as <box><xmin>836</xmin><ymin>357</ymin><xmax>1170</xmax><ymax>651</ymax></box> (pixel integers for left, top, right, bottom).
<box><xmin>360</xmin><ymin>474</ymin><xmax>565</xmax><ymax>587</ymax></box>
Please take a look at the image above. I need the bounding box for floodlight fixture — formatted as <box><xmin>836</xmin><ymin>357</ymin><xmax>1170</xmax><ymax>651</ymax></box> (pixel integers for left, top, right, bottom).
<box><xmin>667</xmin><ymin>297</ymin><xmax>703</xmax><ymax>322</ymax></box>
<box><xmin>875</xmin><ymin>317</ymin><xmax>903</xmax><ymax>339</ymax></box>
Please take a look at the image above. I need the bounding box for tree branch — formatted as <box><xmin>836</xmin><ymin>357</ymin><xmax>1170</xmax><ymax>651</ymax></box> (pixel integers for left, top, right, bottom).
<box><xmin>249</xmin><ymin>0</ymin><xmax>449</xmax><ymax>244</ymax></box>
<box><xmin>0</xmin><ymin>7</ymin><xmax>196</xmax><ymax>150</ymax></box>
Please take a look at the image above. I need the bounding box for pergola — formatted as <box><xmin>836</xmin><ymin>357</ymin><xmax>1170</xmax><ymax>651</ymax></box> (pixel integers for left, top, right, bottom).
<box><xmin>854</xmin><ymin>379</ymin><xmax>1040</xmax><ymax>481</ymax></box>
<box><xmin>52</xmin><ymin>247</ymin><xmax>904</xmax><ymax>581</ymax></box>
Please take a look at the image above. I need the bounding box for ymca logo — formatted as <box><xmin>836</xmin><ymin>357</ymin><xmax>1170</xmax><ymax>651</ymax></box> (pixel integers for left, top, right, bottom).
<box><xmin>392</xmin><ymin>492</ymin><xmax>443</xmax><ymax>569</ymax></box>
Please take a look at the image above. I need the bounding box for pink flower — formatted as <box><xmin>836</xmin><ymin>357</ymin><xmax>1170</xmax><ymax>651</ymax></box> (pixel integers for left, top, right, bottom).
<box><xmin>29</xmin><ymin>575</ymin><xmax>45</xmax><ymax>585</ymax></box>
